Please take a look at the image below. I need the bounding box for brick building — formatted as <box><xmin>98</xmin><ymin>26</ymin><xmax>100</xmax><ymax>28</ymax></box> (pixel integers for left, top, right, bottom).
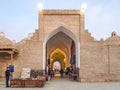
<box><xmin>0</xmin><ymin>9</ymin><xmax>120</xmax><ymax>82</ymax></box>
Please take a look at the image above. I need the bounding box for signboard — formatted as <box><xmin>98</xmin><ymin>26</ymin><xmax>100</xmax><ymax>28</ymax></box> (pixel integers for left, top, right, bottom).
<box><xmin>9</xmin><ymin>65</ymin><xmax>14</xmax><ymax>72</ymax></box>
<box><xmin>21</xmin><ymin>68</ymin><xmax>31</xmax><ymax>79</ymax></box>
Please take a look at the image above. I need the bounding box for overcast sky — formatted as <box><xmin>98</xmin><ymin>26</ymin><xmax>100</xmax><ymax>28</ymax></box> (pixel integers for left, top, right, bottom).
<box><xmin>0</xmin><ymin>0</ymin><xmax>120</xmax><ymax>42</ymax></box>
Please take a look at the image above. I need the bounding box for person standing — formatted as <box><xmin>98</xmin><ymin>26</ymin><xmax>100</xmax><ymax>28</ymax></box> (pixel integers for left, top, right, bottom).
<box><xmin>60</xmin><ymin>69</ymin><xmax>64</xmax><ymax>78</ymax></box>
<box><xmin>5</xmin><ymin>67</ymin><xmax>10</xmax><ymax>87</ymax></box>
<box><xmin>51</xmin><ymin>69</ymin><xmax>54</xmax><ymax>78</ymax></box>
<box><xmin>48</xmin><ymin>68</ymin><xmax>51</xmax><ymax>80</ymax></box>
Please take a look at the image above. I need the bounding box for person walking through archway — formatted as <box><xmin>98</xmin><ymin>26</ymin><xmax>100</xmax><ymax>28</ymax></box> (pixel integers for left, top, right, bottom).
<box><xmin>60</xmin><ymin>68</ymin><xmax>64</xmax><ymax>78</ymax></box>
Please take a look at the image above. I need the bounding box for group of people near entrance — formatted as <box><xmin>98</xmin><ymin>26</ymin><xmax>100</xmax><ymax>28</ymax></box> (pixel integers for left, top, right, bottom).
<box><xmin>47</xmin><ymin>66</ymin><xmax>76</xmax><ymax>81</ymax></box>
<box><xmin>47</xmin><ymin>68</ymin><xmax>64</xmax><ymax>80</ymax></box>
<box><xmin>65</xmin><ymin>66</ymin><xmax>78</xmax><ymax>80</ymax></box>
<box><xmin>66</xmin><ymin>66</ymin><xmax>74</xmax><ymax>75</ymax></box>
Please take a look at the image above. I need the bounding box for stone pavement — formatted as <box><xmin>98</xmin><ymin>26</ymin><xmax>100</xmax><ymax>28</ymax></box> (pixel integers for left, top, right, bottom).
<box><xmin>0</xmin><ymin>78</ymin><xmax>120</xmax><ymax>90</ymax></box>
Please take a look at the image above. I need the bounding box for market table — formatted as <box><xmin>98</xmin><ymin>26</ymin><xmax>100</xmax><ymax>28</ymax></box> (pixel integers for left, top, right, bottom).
<box><xmin>10</xmin><ymin>78</ymin><xmax>45</xmax><ymax>87</ymax></box>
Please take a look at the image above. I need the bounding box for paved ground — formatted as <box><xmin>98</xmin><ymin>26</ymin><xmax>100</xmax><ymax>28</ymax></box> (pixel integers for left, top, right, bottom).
<box><xmin>0</xmin><ymin>77</ymin><xmax>120</xmax><ymax>90</ymax></box>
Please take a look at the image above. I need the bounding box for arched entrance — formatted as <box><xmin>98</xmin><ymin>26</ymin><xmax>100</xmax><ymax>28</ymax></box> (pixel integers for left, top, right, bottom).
<box><xmin>43</xmin><ymin>26</ymin><xmax>80</xmax><ymax>78</ymax></box>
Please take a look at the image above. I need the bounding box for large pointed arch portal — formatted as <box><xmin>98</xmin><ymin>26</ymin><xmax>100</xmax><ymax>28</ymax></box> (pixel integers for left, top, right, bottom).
<box><xmin>43</xmin><ymin>26</ymin><xmax>80</xmax><ymax>71</ymax></box>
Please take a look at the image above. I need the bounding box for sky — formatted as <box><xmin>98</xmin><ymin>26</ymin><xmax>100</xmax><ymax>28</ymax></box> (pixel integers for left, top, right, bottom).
<box><xmin>0</xmin><ymin>0</ymin><xmax>120</xmax><ymax>42</ymax></box>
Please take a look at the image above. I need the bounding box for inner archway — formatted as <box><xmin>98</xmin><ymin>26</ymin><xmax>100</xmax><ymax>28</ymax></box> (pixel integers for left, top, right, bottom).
<box><xmin>50</xmin><ymin>48</ymin><xmax>66</xmax><ymax>70</ymax></box>
<box><xmin>53</xmin><ymin>61</ymin><xmax>61</xmax><ymax>71</ymax></box>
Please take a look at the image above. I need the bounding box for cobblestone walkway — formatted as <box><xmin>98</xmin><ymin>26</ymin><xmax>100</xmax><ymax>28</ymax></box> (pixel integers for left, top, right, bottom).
<box><xmin>0</xmin><ymin>78</ymin><xmax>120</xmax><ymax>90</ymax></box>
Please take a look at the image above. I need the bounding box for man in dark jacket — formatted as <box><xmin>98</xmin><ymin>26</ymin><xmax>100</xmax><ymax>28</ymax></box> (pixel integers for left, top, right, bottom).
<box><xmin>5</xmin><ymin>67</ymin><xmax>10</xmax><ymax>87</ymax></box>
